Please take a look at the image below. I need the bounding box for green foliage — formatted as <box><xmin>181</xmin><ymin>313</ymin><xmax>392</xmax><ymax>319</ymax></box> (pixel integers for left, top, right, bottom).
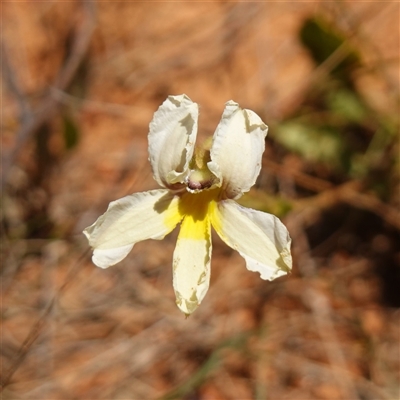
<box><xmin>238</xmin><ymin>189</ymin><xmax>292</xmax><ymax>218</ymax></box>
<box><xmin>270</xmin><ymin>15</ymin><xmax>397</xmax><ymax>195</ymax></box>
<box><xmin>327</xmin><ymin>88</ymin><xmax>367</xmax><ymax>123</ymax></box>
<box><xmin>274</xmin><ymin>122</ymin><xmax>344</xmax><ymax>168</ymax></box>
<box><xmin>299</xmin><ymin>17</ymin><xmax>360</xmax><ymax>83</ymax></box>
<box><xmin>62</xmin><ymin>113</ymin><xmax>80</xmax><ymax>150</ymax></box>
<box><xmin>160</xmin><ymin>333</ymin><xmax>251</xmax><ymax>400</ymax></box>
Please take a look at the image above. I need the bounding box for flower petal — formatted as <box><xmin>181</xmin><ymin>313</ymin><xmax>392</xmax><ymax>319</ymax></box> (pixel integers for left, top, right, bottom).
<box><xmin>148</xmin><ymin>94</ymin><xmax>199</xmax><ymax>188</ymax></box>
<box><xmin>208</xmin><ymin>101</ymin><xmax>268</xmax><ymax>199</ymax></box>
<box><xmin>172</xmin><ymin>213</ymin><xmax>212</xmax><ymax>315</ymax></box>
<box><xmin>92</xmin><ymin>245</ymin><xmax>134</xmax><ymax>269</ymax></box>
<box><xmin>83</xmin><ymin>189</ymin><xmax>183</xmax><ymax>268</ymax></box>
<box><xmin>210</xmin><ymin>200</ymin><xmax>292</xmax><ymax>280</ymax></box>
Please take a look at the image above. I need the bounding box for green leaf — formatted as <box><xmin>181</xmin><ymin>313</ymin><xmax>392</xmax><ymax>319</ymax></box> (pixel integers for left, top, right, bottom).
<box><xmin>327</xmin><ymin>88</ymin><xmax>366</xmax><ymax>123</ymax></box>
<box><xmin>62</xmin><ymin>113</ymin><xmax>80</xmax><ymax>150</ymax></box>
<box><xmin>238</xmin><ymin>190</ymin><xmax>292</xmax><ymax>218</ymax></box>
<box><xmin>299</xmin><ymin>17</ymin><xmax>360</xmax><ymax>82</ymax></box>
<box><xmin>274</xmin><ymin>122</ymin><xmax>344</xmax><ymax>167</ymax></box>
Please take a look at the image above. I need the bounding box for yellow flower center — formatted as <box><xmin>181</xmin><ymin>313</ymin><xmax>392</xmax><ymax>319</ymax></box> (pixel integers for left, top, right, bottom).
<box><xmin>177</xmin><ymin>189</ymin><xmax>220</xmax><ymax>240</ymax></box>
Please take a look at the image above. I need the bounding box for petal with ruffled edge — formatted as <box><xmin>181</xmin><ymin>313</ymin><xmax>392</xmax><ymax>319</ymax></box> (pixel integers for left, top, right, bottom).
<box><xmin>83</xmin><ymin>189</ymin><xmax>183</xmax><ymax>268</ymax></box>
<box><xmin>148</xmin><ymin>94</ymin><xmax>199</xmax><ymax>189</ymax></box>
<box><xmin>172</xmin><ymin>195</ymin><xmax>212</xmax><ymax>315</ymax></box>
<box><xmin>208</xmin><ymin>101</ymin><xmax>268</xmax><ymax>199</ymax></box>
<box><xmin>210</xmin><ymin>199</ymin><xmax>292</xmax><ymax>280</ymax></box>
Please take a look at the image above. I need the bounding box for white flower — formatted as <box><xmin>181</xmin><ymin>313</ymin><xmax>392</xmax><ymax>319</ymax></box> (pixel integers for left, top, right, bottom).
<box><xmin>84</xmin><ymin>94</ymin><xmax>292</xmax><ymax>315</ymax></box>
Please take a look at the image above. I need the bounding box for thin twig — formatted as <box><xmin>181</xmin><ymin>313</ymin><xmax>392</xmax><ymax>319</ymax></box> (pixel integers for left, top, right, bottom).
<box><xmin>292</xmin><ymin>180</ymin><xmax>400</xmax><ymax>231</ymax></box>
<box><xmin>305</xmin><ymin>289</ymin><xmax>361</xmax><ymax>400</ymax></box>
<box><xmin>0</xmin><ymin>248</ymin><xmax>90</xmax><ymax>391</ymax></box>
<box><xmin>265</xmin><ymin>158</ymin><xmax>400</xmax><ymax>230</ymax></box>
<box><xmin>1</xmin><ymin>0</ymin><xmax>96</xmax><ymax>191</ymax></box>
<box><xmin>288</xmin><ymin>208</ymin><xmax>360</xmax><ymax>399</ymax></box>
<box><xmin>1</xmin><ymin>41</ymin><xmax>33</xmax><ymax>125</ymax></box>
<box><xmin>263</xmin><ymin>159</ymin><xmax>333</xmax><ymax>193</ymax></box>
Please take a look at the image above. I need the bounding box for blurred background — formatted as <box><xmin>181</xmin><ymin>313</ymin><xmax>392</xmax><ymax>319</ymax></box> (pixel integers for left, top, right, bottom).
<box><xmin>1</xmin><ymin>1</ymin><xmax>399</xmax><ymax>399</ymax></box>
